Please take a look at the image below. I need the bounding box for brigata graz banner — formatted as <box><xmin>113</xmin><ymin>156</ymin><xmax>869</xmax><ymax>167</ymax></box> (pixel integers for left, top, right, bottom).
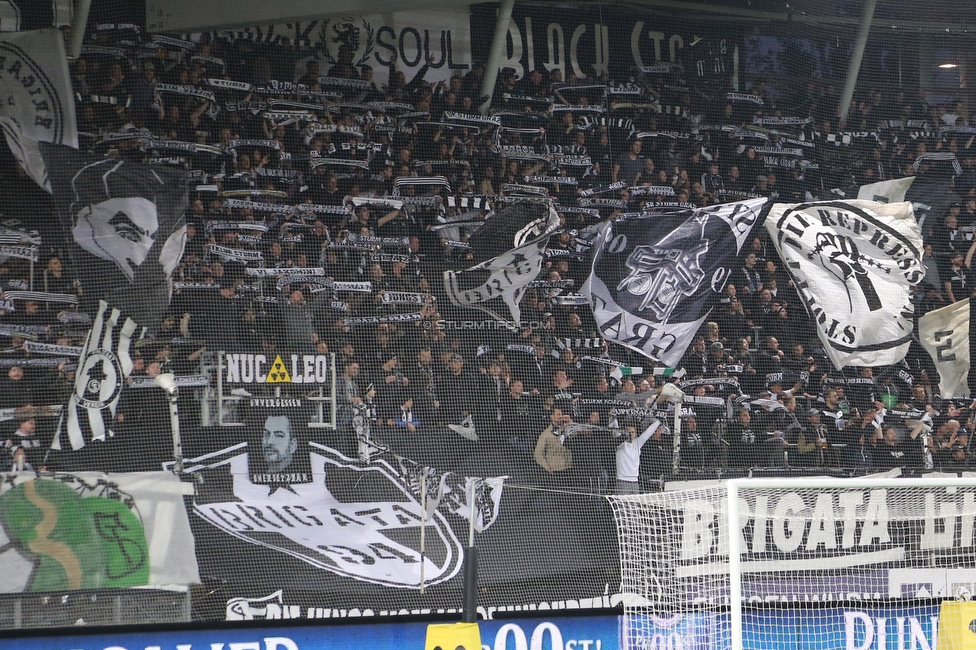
<box><xmin>654</xmin><ymin>484</ymin><xmax>976</xmax><ymax>606</ymax></box>
<box><xmin>184</xmin><ymin>400</ymin><xmax>617</xmax><ymax>619</ymax></box>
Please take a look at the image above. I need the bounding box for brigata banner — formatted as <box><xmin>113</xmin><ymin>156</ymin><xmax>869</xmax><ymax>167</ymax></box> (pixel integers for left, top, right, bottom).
<box><xmin>222</xmin><ymin>352</ymin><xmax>329</xmax><ymax>385</ymax></box>
<box><xmin>180</xmin><ymin>399</ymin><xmax>615</xmax><ymax>621</ymax></box>
<box><xmin>631</xmin><ymin>483</ymin><xmax>976</xmax><ymax>608</ymax></box>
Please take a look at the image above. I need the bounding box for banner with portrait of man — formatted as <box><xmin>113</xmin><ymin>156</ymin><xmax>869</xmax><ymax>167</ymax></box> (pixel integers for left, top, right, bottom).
<box><xmin>246</xmin><ymin>401</ymin><xmax>313</xmax><ymax>488</ymax></box>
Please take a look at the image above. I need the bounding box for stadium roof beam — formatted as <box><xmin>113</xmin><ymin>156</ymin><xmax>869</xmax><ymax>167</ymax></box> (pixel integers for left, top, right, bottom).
<box><xmin>836</xmin><ymin>0</ymin><xmax>877</xmax><ymax>127</ymax></box>
<box><xmin>145</xmin><ymin>0</ymin><xmax>976</xmax><ymax>35</ymax></box>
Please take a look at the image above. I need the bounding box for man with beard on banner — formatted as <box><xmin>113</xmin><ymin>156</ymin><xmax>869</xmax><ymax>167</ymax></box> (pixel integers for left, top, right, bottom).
<box><xmin>764</xmin><ymin>199</ymin><xmax>923</xmax><ymax>370</ymax></box>
<box><xmin>582</xmin><ymin>198</ymin><xmax>766</xmax><ymax>368</ymax></box>
<box><xmin>39</xmin><ymin>143</ymin><xmax>187</xmax><ymax>459</ymax></box>
<box><xmin>443</xmin><ymin>202</ymin><xmax>560</xmax><ymax>328</ymax></box>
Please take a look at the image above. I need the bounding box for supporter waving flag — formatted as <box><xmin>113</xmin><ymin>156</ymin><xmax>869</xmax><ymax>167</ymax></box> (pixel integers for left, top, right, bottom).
<box><xmin>583</xmin><ymin>198</ymin><xmax>766</xmax><ymax>367</ymax></box>
<box><xmin>765</xmin><ymin>199</ymin><xmax>923</xmax><ymax>370</ymax></box>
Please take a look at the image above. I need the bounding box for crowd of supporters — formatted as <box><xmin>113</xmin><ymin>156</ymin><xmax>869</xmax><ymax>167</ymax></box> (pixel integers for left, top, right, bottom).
<box><xmin>1</xmin><ymin>22</ymin><xmax>975</xmax><ymax>489</ymax></box>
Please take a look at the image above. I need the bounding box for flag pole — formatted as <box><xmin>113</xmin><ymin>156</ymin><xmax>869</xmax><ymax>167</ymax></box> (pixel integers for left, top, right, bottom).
<box><xmin>155</xmin><ymin>373</ymin><xmax>183</xmax><ymax>473</ymax></box>
<box><xmin>420</xmin><ymin>473</ymin><xmax>427</xmax><ymax>594</ymax></box>
<box><xmin>461</xmin><ymin>478</ymin><xmax>479</xmax><ymax>622</ymax></box>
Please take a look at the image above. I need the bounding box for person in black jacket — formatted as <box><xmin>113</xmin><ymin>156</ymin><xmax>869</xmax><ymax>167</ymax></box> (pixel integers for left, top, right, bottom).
<box><xmin>727</xmin><ymin>407</ymin><xmax>761</xmax><ymax>468</ymax></box>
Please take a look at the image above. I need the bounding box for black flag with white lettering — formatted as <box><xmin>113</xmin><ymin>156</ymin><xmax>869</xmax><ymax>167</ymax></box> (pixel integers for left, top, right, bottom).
<box><xmin>444</xmin><ymin>202</ymin><xmax>559</xmax><ymax>328</ymax></box>
<box><xmin>583</xmin><ymin>198</ymin><xmax>766</xmax><ymax>367</ymax></box>
<box><xmin>40</xmin><ymin>143</ymin><xmax>188</xmax><ymax>326</ymax></box>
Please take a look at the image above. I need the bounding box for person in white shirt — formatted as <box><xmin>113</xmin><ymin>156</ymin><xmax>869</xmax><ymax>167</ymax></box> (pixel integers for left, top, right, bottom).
<box><xmin>615</xmin><ymin>417</ymin><xmax>662</xmax><ymax>494</ymax></box>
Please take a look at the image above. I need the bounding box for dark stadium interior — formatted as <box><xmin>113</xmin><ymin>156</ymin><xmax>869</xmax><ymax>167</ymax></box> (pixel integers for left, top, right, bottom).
<box><xmin>0</xmin><ymin>0</ymin><xmax>974</xmax><ymax>636</ymax></box>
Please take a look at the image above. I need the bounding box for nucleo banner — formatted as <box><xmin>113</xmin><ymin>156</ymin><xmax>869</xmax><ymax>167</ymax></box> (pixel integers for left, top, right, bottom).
<box><xmin>222</xmin><ymin>352</ymin><xmax>329</xmax><ymax>385</ymax></box>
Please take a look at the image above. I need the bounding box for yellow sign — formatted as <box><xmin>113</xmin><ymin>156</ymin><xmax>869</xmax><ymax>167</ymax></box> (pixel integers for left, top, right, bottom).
<box><xmin>265</xmin><ymin>355</ymin><xmax>292</xmax><ymax>383</ymax></box>
<box><xmin>938</xmin><ymin>600</ymin><xmax>976</xmax><ymax>650</ymax></box>
<box><xmin>424</xmin><ymin>622</ymin><xmax>481</xmax><ymax>650</ymax></box>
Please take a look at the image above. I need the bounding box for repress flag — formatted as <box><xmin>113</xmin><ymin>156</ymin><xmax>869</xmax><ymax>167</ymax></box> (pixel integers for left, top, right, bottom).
<box><xmin>765</xmin><ymin>200</ymin><xmax>923</xmax><ymax>369</ymax></box>
<box><xmin>583</xmin><ymin>198</ymin><xmax>766</xmax><ymax>367</ymax></box>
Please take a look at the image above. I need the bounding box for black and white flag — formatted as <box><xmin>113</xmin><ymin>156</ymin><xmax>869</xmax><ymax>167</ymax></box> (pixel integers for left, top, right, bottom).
<box><xmin>444</xmin><ymin>202</ymin><xmax>560</xmax><ymax>328</ymax></box>
<box><xmin>41</xmin><ymin>143</ymin><xmax>188</xmax><ymax>326</ymax></box>
<box><xmin>583</xmin><ymin>198</ymin><xmax>766</xmax><ymax>367</ymax></box>
<box><xmin>55</xmin><ymin>300</ymin><xmax>142</xmax><ymax>451</ymax></box>
<box><xmin>466</xmin><ymin>201</ymin><xmax>559</xmax><ymax>265</ymax></box>
<box><xmin>765</xmin><ymin>200</ymin><xmax>923</xmax><ymax>369</ymax></box>
<box><xmin>0</xmin><ymin>28</ymin><xmax>78</xmax><ymax>191</ymax></box>
<box><xmin>918</xmin><ymin>298</ymin><xmax>970</xmax><ymax>399</ymax></box>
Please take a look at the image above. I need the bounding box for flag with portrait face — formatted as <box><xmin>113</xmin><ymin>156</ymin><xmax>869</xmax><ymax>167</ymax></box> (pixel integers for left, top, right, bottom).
<box><xmin>41</xmin><ymin>143</ymin><xmax>187</xmax><ymax>451</ymax></box>
<box><xmin>40</xmin><ymin>143</ymin><xmax>187</xmax><ymax>326</ymax></box>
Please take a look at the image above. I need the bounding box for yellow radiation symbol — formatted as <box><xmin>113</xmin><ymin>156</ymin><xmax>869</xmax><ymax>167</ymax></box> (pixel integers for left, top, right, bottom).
<box><xmin>265</xmin><ymin>355</ymin><xmax>292</xmax><ymax>383</ymax></box>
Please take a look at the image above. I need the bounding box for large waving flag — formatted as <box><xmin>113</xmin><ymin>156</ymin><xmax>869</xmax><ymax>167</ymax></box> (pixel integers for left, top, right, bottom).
<box><xmin>583</xmin><ymin>198</ymin><xmax>766</xmax><ymax>367</ymax></box>
<box><xmin>0</xmin><ymin>28</ymin><xmax>77</xmax><ymax>191</ymax></box>
<box><xmin>40</xmin><ymin>143</ymin><xmax>188</xmax><ymax>326</ymax></box>
<box><xmin>765</xmin><ymin>199</ymin><xmax>923</xmax><ymax>369</ymax></box>
<box><xmin>41</xmin><ymin>144</ymin><xmax>187</xmax><ymax>450</ymax></box>
<box><xmin>443</xmin><ymin>202</ymin><xmax>560</xmax><ymax>328</ymax></box>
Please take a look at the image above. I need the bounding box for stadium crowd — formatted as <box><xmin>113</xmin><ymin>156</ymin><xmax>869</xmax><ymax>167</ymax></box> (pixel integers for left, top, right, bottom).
<box><xmin>1</xmin><ymin>23</ymin><xmax>975</xmax><ymax>490</ymax></box>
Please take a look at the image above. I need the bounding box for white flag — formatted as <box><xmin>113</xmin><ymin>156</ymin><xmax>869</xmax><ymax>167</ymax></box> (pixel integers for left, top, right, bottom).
<box><xmin>0</xmin><ymin>28</ymin><xmax>77</xmax><ymax>191</ymax></box>
<box><xmin>856</xmin><ymin>177</ymin><xmax>914</xmax><ymax>203</ymax></box>
<box><xmin>765</xmin><ymin>200</ymin><xmax>923</xmax><ymax>369</ymax></box>
<box><xmin>0</xmin><ymin>471</ymin><xmax>198</xmax><ymax>592</ymax></box>
<box><xmin>919</xmin><ymin>299</ymin><xmax>970</xmax><ymax>399</ymax></box>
